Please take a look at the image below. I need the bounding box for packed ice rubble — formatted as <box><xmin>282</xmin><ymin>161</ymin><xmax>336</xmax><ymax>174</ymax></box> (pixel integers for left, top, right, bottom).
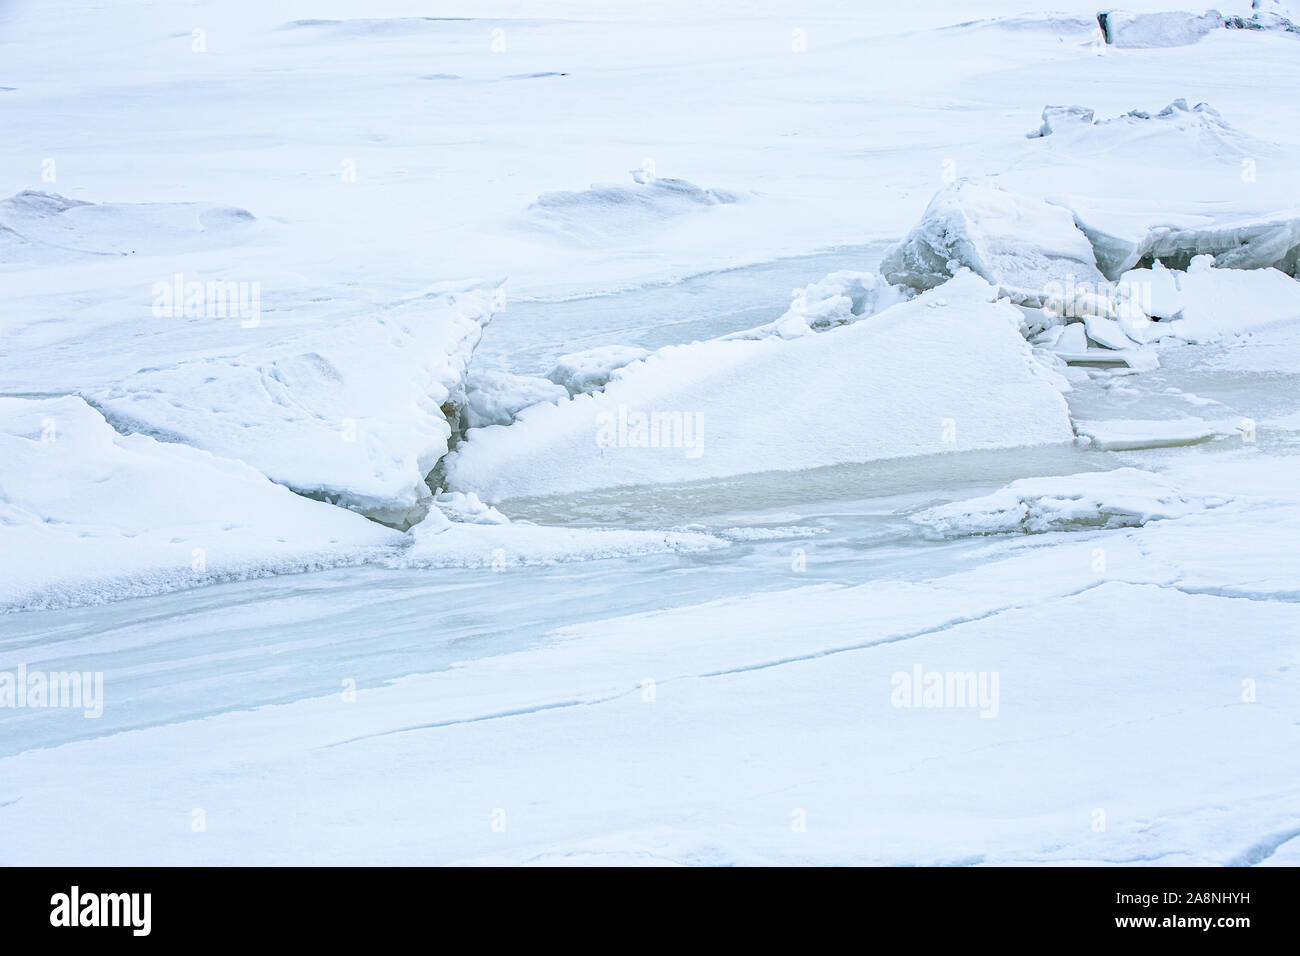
<box><xmin>1021</xmin><ymin>99</ymin><xmax>1300</xmax><ymax>278</ymax></box>
<box><xmin>546</xmin><ymin>345</ymin><xmax>651</xmax><ymax>396</ymax></box>
<box><xmin>1078</xmin><ymin>207</ymin><xmax>1300</xmax><ymax>280</ymax></box>
<box><xmin>1026</xmin><ymin>99</ymin><xmax>1273</xmax><ymax>160</ymax></box>
<box><xmin>911</xmin><ymin>467</ymin><xmax>1230</xmax><ymax>536</ymax></box>
<box><xmin>0</xmin><ymin>190</ymin><xmax>257</xmax><ymax>264</ymax></box>
<box><xmin>878</xmin><ymin>174</ymin><xmax>1300</xmax><ymax>354</ymax></box>
<box><xmin>879</xmin><ymin>180</ymin><xmax>1108</xmax><ymax>311</ymax></box>
<box><xmin>524</xmin><ymin>173</ymin><xmax>741</xmax><ymax>245</ymax></box>
<box><xmin>463</xmin><ymin>369</ymin><xmax>567</xmax><ymax>429</ymax></box>
<box><xmin>1095</xmin><ymin>7</ymin><xmax>1298</xmax><ymax>47</ymax></box>
<box><xmin>1114</xmin><ymin>257</ymin><xmax>1300</xmax><ymax>342</ymax></box>
<box><xmin>1096</xmin><ymin>9</ymin><xmax>1225</xmax><ymax>48</ymax></box>
<box><xmin>0</xmin><ymin>396</ymin><xmax>401</xmax><ymax>611</ymax></box>
<box><xmin>444</xmin><ymin>272</ymin><xmax>1076</xmax><ymax>502</ymax></box>
<box><xmin>94</xmin><ymin>282</ymin><xmax>500</xmax><ymax>527</ymax></box>
<box><xmin>722</xmin><ymin>271</ymin><xmax>913</xmax><ymax>341</ymax></box>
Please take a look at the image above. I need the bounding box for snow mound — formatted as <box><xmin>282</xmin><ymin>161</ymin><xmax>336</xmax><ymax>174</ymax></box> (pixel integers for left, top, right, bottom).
<box><xmin>723</xmin><ymin>271</ymin><xmax>913</xmax><ymax>340</ymax></box>
<box><xmin>0</xmin><ymin>396</ymin><xmax>400</xmax><ymax>612</ymax></box>
<box><xmin>911</xmin><ymin>467</ymin><xmax>1230</xmax><ymax>536</ymax></box>
<box><xmin>0</xmin><ymin>190</ymin><xmax>257</xmax><ymax>264</ymax></box>
<box><xmin>1119</xmin><ymin>258</ymin><xmax>1300</xmax><ymax>342</ymax></box>
<box><xmin>880</xmin><ymin>181</ymin><xmax>1107</xmax><ymax>310</ymax></box>
<box><xmin>1098</xmin><ymin>9</ymin><xmax>1224</xmax><ymax>48</ymax></box>
<box><xmin>1028</xmin><ymin>99</ymin><xmax>1273</xmax><ymax>161</ymax></box>
<box><xmin>445</xmin><ymin>272</ymin><xmax>1075</xmax><ymax>502</ymax></box>
<box><xmin>525</xmin><ymin>174</ymin><xmax>740</xmax><ymax>244</ymax></box>
<box><xmin>393</xmin><ymin>507</ymin><xmax>725</xmax><ymax>569</ymax></box>
<box><xmin>94</xmin><ymin>283</ymin><xmax>500</xmax><ymax>527</ymax></box>
<box><xmin>463</xmin><ymin>369</ymin><xmax>568</xmax><ymax>429</ymax></box>
<box><xmin>546</xmin><ymin>345</ymin><xmax>651</xmax><ymax>395</ymax></box>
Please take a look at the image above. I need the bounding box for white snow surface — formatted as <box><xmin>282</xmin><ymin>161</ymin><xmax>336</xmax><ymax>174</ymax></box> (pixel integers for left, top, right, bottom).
<box><xmin>3</xmin><ymin>0</ymin><xmax>1300</xmax><ymax>868</ymax></box>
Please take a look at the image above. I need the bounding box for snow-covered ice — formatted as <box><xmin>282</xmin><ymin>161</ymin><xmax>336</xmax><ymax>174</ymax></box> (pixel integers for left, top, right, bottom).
<box><xmin>446</xmin><ymin>273</ymin><xmax>1075</xmax><ymax>501</ymax></box>
<box><xmin>880</xmin><ymin>180</ymin><xmax>1108</xmax><ymax>309</ymax></box>
<box><xmin>94</xmin><ymin>283</ymin><xmax>500</xmax><ymax>526</ymax></box>
<box><xmin>911</xmin><ymin>467</ymin><xmax>1231</xmax><ymax>536</ymax></box>
<box><xmin>0</xmin><ymin>396</ymin><xmax>400</xmax><ymax>612</ymax></box>
<box><xmin>3</xmin><ymin>0</ymin><xmax>1300</xmax><ymax>869</ymax></box>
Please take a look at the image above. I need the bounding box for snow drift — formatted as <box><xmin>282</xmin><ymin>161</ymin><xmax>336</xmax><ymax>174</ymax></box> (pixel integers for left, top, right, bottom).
<box><xmin>524</xmin><ymin>173</ymin><xmax>741</xmax><ymax>244</ymax></box>
<box><xmin>0</xmin><ymin>190</ymin><xmax>257</xmax><ymax>264</ymax></box>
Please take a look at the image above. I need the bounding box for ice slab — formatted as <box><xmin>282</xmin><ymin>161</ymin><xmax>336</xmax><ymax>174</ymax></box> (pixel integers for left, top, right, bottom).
<box><xmin>94</xmin><ymin>283</ymin><xmax>499</xmax><ymax>527</ymax></box>
<box><xmin>1099</xmin><ymin>9</ymin><xmax>1224</xmax><ymax>48</ymax></box>
<box><xmin>911</xmin><ymin>467</ymin><xmax>1230</xmax><ymax>536</ymax></box>
<box><xmin>1119</xmin><ymin>259</ymin><xmax>1300</xmax><ymax>342</ymax></box>
<box><xmin>1075</xmin><ymin>417</ymin><xmax>1235</xmax><ymax>450</ymax></box>
<box><xmin>446</xmin><ymin>272</ymin><xmax>1075</xmax><ymax>501</ymax></box>
<box><xmin>0</xmin><ymin>396</ymin><xmax>400</xmax><ymax>612</ymax></box>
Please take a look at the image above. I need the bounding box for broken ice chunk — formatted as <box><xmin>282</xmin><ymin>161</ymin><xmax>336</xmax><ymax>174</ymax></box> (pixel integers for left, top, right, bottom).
<box><xmin>880</xmin><ymin>180</ymin><xmax>1109</xmax><ymax>311</ymax></box>
<box><xmin>546</xmin><ymin>345</ymin><xmax>651</xmax><ymax>395</ymax></box>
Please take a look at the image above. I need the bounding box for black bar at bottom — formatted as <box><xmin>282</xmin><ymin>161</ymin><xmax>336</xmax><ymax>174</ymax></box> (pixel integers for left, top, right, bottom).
<box><xmin>0</xmin><ymin>865</ymin><xmax>1283</xmax><ymax>942</ymax></box>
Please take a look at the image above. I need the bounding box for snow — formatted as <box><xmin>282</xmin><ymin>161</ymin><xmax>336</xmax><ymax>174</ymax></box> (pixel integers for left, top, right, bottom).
<box><xmin>722</xmin><ymin>270</ymin><xmax>912</xmax><ymax>340</ymax></box>
<box><xmin>0</xmin><ymin>190</ymin><xmax>259</xmax><ymax>264</ymax></box>
<box><xmin>446</xmin><ymin>273</ymin><xmax>1075</xmax><ymax>501</ymax></box>
<box><xmin>3</xmin><ymin>478</ymin><xmax>1296</xmax><ymax>864</ymax></box>
<box><xmin>911</xmin><ymin>467</ymin><xmax>1230</xmax><ymax>536</ymax></box>
<box><xmin>0</xmin><ymin>396</ymin><xmax>400</xmax><ymax>612</ymax></box>
<box><xmin>395</xmin><ymin>508</ymin><xmax>726</xmax><ymax>570</ymax></box>
<box><xmin>1120</xmin><ymin>258</ymin><xmax>1300</xmax><ymax>341</ymax></box>
<box><xmin>93</xmin><ymin>283</ymin><xmax>500</xmax><ymax>527</ymax></box>
<box><xmin>880</xmin><ymin>180</ymin><xmax>1108</xmax><ymax>310</ymax></box>
<box><xmin>4</xmin><ymin>0</ymin><xmax>1300</xmax><ymax>868</ymax></box>
<box><xmin>523</xmin><ymin>174</ymin><xmax>742</xmax><ymax>246</ymax></box>
<box><xmin>464</xmin><ymin>369</ymin><xmax>569</xmax><ymax>430</ymax></box>
<box><xmin>546</xmin><ymin>345</ymin><xmax>651</xmax><ymax>396</ymax></box>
